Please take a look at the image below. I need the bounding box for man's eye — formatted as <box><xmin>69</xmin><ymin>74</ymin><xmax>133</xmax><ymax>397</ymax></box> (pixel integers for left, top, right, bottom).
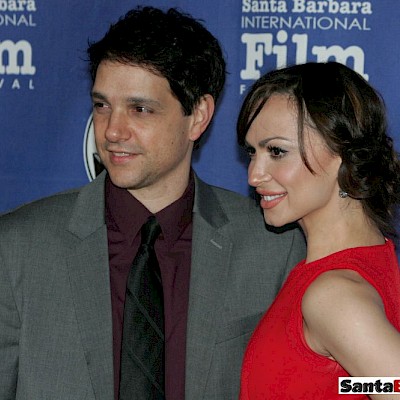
<box><xmin>134</xmin><ymin>106</ymin><xmax>152</xmax><ymax>113</ymax></box>
<box><xmin>92</xmin><ymin>102</ymin><xmax>109</xmax><ymax>113</ymax></box>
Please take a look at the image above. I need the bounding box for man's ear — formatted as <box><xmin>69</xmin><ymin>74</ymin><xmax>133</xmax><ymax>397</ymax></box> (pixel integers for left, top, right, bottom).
<box><xmin>189</xmin><ymin>94</ymin><xmax>215</xmax><ymax>142</ymax></box>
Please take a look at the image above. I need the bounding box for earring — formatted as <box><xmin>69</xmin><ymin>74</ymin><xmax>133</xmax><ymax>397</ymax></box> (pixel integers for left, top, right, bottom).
<box><xmin>339</xmin><ymin>190</ymin><xmax>348</xmax><ymax>198</ymax></box>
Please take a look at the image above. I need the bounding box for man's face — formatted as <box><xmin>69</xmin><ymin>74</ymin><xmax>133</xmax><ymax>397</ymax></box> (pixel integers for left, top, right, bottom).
<box><xmin>92</xmin><ymin>61</ymin><xmax>202</xmax><ymax>209</ymax></box>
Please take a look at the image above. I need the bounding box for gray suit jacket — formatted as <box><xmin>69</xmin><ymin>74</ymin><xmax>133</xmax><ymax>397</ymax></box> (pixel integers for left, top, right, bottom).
<box><xmin>0</xmin><ymin>172</ymin><xmax>305</xmax><ymax>400</ymax></box>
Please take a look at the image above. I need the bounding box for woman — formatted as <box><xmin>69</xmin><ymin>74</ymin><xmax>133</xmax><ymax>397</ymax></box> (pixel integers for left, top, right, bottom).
<box><xmin>238</xmin><ymin>62</ymin><xmax>400</xmax><ymax>399</ymax></box>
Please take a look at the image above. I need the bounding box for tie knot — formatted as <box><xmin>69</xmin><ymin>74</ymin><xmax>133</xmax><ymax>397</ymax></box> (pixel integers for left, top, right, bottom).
<box><xmin>141</xmin><ymin>216</ymin><xmax>161</xmax><ymax>246</ymax></box>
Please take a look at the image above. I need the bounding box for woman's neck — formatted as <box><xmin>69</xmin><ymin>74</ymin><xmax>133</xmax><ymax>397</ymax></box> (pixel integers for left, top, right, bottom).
<box><xmin>300</xmin><ymin>201</ymin><xmax>385</xmax><ymax>263</ymax></box>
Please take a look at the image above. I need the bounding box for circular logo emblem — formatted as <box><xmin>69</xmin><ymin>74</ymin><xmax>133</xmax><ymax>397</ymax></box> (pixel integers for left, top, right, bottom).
<box><xmin>83</xmin><ymin>114</ymin><xmax>105</xmax><ymax>181</ymax></box>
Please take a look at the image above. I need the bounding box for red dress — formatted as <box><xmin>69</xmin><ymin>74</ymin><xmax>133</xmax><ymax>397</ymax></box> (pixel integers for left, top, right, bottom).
<box><xmin>240</xmin><ymin>241</ymin><xmax>400</xmax><ymax>399</ymax></box>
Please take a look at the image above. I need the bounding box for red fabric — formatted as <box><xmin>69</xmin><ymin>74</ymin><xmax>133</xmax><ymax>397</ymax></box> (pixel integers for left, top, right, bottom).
<box><xmin>240</xmin><ymin>240</ymin><xmax>400</xmax><ymax>399</ymax></box>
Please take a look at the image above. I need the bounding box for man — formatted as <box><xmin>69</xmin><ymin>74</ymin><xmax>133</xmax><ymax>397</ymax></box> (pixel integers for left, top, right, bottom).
<box><xmin>0</xmin><ymin>6</ymin><xmax>305</xmax><ymax>400</ymax></box>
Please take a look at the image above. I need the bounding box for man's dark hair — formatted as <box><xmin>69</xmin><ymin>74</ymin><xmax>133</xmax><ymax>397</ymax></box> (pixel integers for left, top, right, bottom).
<box><xmin>87</xmin><ymin>6</ymin><xmax>226</xmax><ymax>117</ymax></box>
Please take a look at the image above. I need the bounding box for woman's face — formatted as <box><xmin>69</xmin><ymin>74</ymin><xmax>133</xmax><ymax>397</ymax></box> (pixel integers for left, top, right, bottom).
<box><xmin>245</xmin><ymin>93</ymin><xmax>342</xmax><ymax>229</ymax></box>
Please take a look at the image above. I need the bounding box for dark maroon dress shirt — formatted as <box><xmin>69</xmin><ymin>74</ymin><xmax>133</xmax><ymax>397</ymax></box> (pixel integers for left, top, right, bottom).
<box><xmin>105</xmin><ymin>174</ymin><xmax>194</xmax><ymax>400</ymax></box>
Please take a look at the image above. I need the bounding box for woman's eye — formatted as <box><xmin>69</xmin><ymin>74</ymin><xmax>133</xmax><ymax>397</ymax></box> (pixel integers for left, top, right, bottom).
<box><xmin>267</xmin><ymin>145</ymin><xmax>287</xmax><ymax>158</ymax></box>
<box><xmin>244</xmin><ymin>145</ymin><xmax>256</xmax><ymax>158</ymax></box>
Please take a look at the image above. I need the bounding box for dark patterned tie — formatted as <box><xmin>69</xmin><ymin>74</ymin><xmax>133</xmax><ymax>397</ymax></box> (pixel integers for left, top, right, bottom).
<box><xmin>120</xmin><ymin>216</ymin><xmax>165</xmax><ymax>399</ymax></box>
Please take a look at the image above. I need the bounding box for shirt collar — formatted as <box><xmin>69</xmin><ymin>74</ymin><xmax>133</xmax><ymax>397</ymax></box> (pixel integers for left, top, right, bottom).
<box><xmin>105</xmin><ymin>172</ymin><xmax>194</xmax><ymax>247</ymax></box>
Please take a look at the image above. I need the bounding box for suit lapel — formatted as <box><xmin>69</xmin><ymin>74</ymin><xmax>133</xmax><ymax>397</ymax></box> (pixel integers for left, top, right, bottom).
<box><xmin>185</xmin><ymin>177</ymin><xmax>232</xmax><ymax>399</ymax></box>
<box><xmin>64</xmin><ymin>173</ymin><xmax>234</xmax><ymax>399</ymax></box>
<box><xmin>66</xmin><ymin>173</ymin><xmax>114</xmax><ymax>400</ymax></box>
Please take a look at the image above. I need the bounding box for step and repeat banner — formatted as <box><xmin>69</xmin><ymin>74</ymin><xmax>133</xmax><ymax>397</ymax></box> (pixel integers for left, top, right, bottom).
<box><xmin>1</xmin><ymin>0</ymin><xmax>399</xmax><ymax>213</ymax></box>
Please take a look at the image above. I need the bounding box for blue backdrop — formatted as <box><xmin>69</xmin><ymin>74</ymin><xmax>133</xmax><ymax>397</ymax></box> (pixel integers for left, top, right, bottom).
<box><xmin>2</xmin><ymin>1</ymin><xmax>399</xmax><ymax>219</ymax></box>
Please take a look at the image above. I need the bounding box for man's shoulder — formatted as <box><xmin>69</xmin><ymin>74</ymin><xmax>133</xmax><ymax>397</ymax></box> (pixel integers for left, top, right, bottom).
<box><xmin>1</xmin><ymin>187</ymin><xmax>81</xmax><ymax>222</ymax></box>
<box><xmin>200</xmin><ymin>181</ymin><xmax>255</xmax><ymax>209</ymax></box>
<box><xmin>202</xmin><ymin>181</ymin><xmax>304</xmax><ymax>241</ymax></box>
<box><xmin>0</xmin><ymin>181</ymin><xmax>99</xmax><ymax>241</ymax></box>
<box><xmin>202</xmin><ymin>183</ymin><xmax>273</xmax><ymax>225</ymax></box>
<box><xmin>198</xmin><ymin>182</ymin><xmax>267</xmax><ymax>228</ymax></box>
<box><xmin>1</xmin><ymin>173</ymin><xmax>106</xmax><ymax>226</ymax></box>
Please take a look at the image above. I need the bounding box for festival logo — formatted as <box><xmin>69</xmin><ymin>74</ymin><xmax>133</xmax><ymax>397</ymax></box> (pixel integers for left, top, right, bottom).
<box><xmin>0</xmin><ymin>0</ymin><xmax>37</xmax><ymax>91</ymax></box>
<box><xmin>239</xmin><ymin>0</ymin><xmax>373</xmax><ymax>94</ymax></box>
